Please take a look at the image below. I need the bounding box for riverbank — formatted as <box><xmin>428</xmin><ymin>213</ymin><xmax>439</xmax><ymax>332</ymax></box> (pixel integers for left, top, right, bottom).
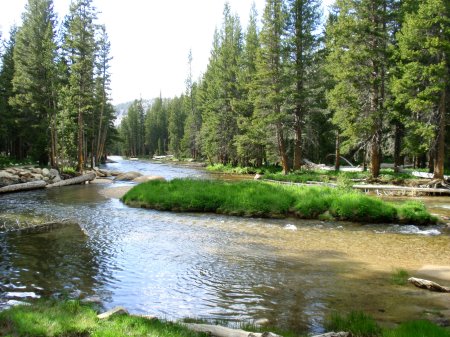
<box><xmin>1</xmin><ymin>300</ymin><xmax>448</xmax><ymax>337</ymax></box>
<box><xmin>121</xmin><ymin>179</ymin><xmax>437</xmax><ymax>225</ymax></box>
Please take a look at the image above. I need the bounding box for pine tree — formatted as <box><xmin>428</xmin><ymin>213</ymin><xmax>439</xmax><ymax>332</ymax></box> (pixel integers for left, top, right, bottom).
<box><xmin>326</xmin><ymin>0</ymin><xmax>392</xmax><ymax>178</ymax></box>
<box><xmin>0</xmin><ymin>28</ymin><xmax>18</xmax><ymax>158</ymax></box>
<box><xmin>254</xmin><ymin>0</ymin><xmax>290</xmax><ymax>174</ymax></box>
<box><xmin>200</xmin><ymin>4</ymin><xmax>244</xmax><ymax>164</ymax></box>
<box><xmin>181</xmin><ymin>51</ymin><xmax>202</xmax><ymax>159</ymax></box>
<box><xmin>235</xmin><ymin>4</ymin><xmax>265</xmax><ymax>166</ymax></box>
<box><xmin>93</xmin><ymin>24</ymin><xmax>113</xmax><ymax>166</ymax></box>
<box><xmin>10</xmin><ymin>0</ymin><xmax>58</xmax><ymax>166</ymax></box>
<box><xmin>62</xmin><ymin>0</ymin><xmax>98</xmax><ymax>171</ymax></box>
<box><xmin>392</xmin><ymin>0</ymin><xmax>450</xmax><ymax>179</ymax></box>
<box><xmin>285</xmin><ymin>0</ymin><xmax>322</xmax><ymax>170</ymax></box>
<box><xmin>168</xmin><ymin>95</ymin><xmax>186</xmax><ymax>158</ymax></box>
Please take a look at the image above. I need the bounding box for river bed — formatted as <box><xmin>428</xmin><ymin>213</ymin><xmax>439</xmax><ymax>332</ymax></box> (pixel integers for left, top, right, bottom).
<box><xmin>1</xmin><ymin>156</ymin><xmax>449</xmax><ymax>334</ymax></box>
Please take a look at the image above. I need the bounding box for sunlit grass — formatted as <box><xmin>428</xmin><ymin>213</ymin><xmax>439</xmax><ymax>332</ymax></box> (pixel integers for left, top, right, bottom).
<box><xmin>0</xmin><ymin>300</ymin><xmax>207</xmax><ymax>337</ymax></box>
<box><xmin>122</xmin><ymin>179</ymin><xmax>437</xmax><ymax>225</ymax></box>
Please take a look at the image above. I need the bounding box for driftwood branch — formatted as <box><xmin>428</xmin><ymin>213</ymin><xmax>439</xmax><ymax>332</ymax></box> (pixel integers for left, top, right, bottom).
<box><xmin>311</xmin><ymin>333</ymin><xmax>349</xmax><ymax>337</ymax></box>
<box><xmin>184</xmin><ymin>323</ymin><xmax>282</xmax><ymax>337</ymax></box>
<box><xmin>408</xmin><ymin>277</ymin><xmax>450</xmax><ymax>292</ymax></box>
<box><xmin>353</xmin><ymin>184</ymin><xmax>450</xmax><ymax>194</ymax></box>
<box><xmin>0</xmin><ymin>180</ymin><xmax>46</xmax><ymax>194</ymax></box>
<box><xmin>46</xmin><ymin>173</ymin><xmax>96</xmax><ymax>188</ymax></box>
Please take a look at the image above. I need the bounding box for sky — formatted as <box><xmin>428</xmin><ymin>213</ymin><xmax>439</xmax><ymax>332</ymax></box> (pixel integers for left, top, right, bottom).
<box><xmin>0</xmin><ymin>0</ymin><xmax>332</xmax><ymax>104</ymax></box>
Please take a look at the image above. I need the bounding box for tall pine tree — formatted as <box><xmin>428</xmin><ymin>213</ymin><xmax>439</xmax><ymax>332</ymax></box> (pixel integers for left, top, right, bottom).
<box><xmin>10</xmin><ymin>0</ymin><xmax>58</xmax><ymax>166</ymax></box>
<box><xmin>392</xmin><ymin>0</ymin><xmax>450</xmax><ymax>178</ymax></box>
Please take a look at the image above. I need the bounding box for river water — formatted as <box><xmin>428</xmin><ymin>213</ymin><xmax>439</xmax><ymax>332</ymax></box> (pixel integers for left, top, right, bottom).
<box><xmin>1</xmin><ymin>156</ymin><xmax>449</xmax><ymax>334</ymax></box>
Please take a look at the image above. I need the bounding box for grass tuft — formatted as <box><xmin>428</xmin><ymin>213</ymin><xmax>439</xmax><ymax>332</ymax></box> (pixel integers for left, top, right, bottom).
<box><xmin>0</xmin><ymin>300</ymin><xmax>208</xmax><ymax>337</ymax></box>
<box><xmin>325</xmin><ymin>311</ymin><xmax>382</xmax><ymax>337</ymax></box>
<box><xmin>390</xmin><ymin>269</ymin><xmax>409</xmax><ymax>286</ymax></box>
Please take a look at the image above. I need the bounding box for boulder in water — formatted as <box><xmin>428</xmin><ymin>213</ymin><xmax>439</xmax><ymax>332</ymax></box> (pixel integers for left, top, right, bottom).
<box><xmin>114</xmin><ymin>171</ymin><xmax>142</xmax><ymax>181</ymax></box>
<box><xmin>133</xmin><ymin>175</ymin><xmax>166</xmax><ymax>183</ymax></box>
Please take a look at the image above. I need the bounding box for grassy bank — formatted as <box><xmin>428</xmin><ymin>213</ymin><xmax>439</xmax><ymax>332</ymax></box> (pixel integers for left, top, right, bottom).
<box><xmin>326</xmin><ymin>311</ymin><xmax>450</xmax><ymax>337</ymax></box>
<box><xmin>1</xmin><ymin>301</ymin><xmax>448</xmax><ymax>337</ymax></box>
<box><xmin>121</xmin><ymin>179</ymin><xmax>437</xmax><ymax>224</ymax></box>
<box><xmin>0</xmin><ymin>300</ymin><xmax>206</xmax><ymax>337</ymax></box>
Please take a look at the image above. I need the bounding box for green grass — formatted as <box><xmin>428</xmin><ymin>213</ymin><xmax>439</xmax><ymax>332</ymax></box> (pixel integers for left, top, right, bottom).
<box><xmin>0</xmin><ymin>300</ymin><xmax>208</xmax><ymax>337</ymax></box>
<box><xmin>0</xmin><ymin>156</ymin><xmax>34</xmax><ymax>169</ymax></box>
<box><xmin>325</xmin><ymin>311</ymin><xmax>382</xmax><ymax>337</ymax></box>
<box><xmin>206</xmin><ymin>164</ymin><xmax>280</xmax><ymax>175</ymax></box>
<box><xmin>383</xmin><ymin>320</ymin><xmax>450</xmax><ymax>337</ymax></box>
<box><xmin>390</xmin><ymin>269</ymin><xmax>410</xmax><ymax>286</ymax></box>
<box><xmin>121</xmin><ymin>179</ymin><xmax>437</xmax><ymax>225</ymax></box>
<box><xmin>325</xmin><ymin>311</ymin><xmax>450</xmax><ymax>337</ymax></box>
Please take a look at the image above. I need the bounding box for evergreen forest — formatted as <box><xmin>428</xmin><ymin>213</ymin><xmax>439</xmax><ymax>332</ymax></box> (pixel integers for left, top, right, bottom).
<box><xmin>1</xmin><ymin>0</ymin><xmax>449</xmax><ymax>179</ymax></box>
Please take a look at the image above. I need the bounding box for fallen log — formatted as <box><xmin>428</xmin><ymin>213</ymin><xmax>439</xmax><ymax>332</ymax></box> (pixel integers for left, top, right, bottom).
<box><xmin>0</xmin><ymin>180</ymin><xmax>46</xmax><ymax>194</ymax></box>
<box><xmin>353</xmin><ymin>184</ymin><xmax>450</xmax><ymax>194</ymax></box>
<box><xmin>311</xmin><ymin>333</ymin><xmax>349</xmax><ymax>337</ymax></box>
<box><xmin>46</xmin><ymin>173</ymin><xmax>96</xmax><ymax>188</ymax></box>
<box><xmin>408</xmin><ymin>277</ymin><xmax>450</xmax><ymax>293</ymax></box>
<box><xmin>184</xmin><ymin>323</ymin><xmax>282</xmax><ymax>337</ymax></box>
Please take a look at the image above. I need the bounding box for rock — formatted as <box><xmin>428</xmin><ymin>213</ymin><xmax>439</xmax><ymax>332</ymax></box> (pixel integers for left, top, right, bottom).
<box><xmin>97</xmin><ymin>168</ymin><xmax>111</xmax><ymax>177</ymax></box>
<box><xmin>0</xmin><ymin>171</ymin><xmax>20</xmax><ymax>187</ymax></box>
<box><xmin>31</xmin><ymin>168</ymin><xmax>42</xmax><ymax>174</ymax></box>
<box><xmin>42</xmin><ymin>168</ymin><xmax>50</xmax><ymax>177</ymax></box>
<box><xmin>132</xmin><ymin>175</ymin><xmax>166</xmax><ymax>183</ymax></box>
<box><xmin>254</xmin><ymin>318</ymin><xmax>270</xmax><ymax>326</ymax></box>
<box><xmin>89</xmin><ymin>178</ymin><xmax>113</xmax><ymax>184</ymax></box>
<box><xmin>32</xmin><ymin>174</ymin><xmax>43</xmax><ymax>180</ymax></box>
<box><xmin>109</xmin><ymin>170</ymin><xmax>122</xmax><ymax>176</ymax></box>
<box><xmin>49</xmin><ymin>169</ymin><xmax>59</xmax><ymax>179</ymax></box>
<box><xmin>254</xmin><ymin>173</ymin><xmax>263</xmax><ymax>180</ymax></box>
<box><xmin>114</xmin><ymin>171</ymin><xmax>142</xmax><ymax>181</ymax></box>
<box><xmin>97</xmin><ymin>306</ymin><xmax>129</xmax><ymax>319</ymax></box>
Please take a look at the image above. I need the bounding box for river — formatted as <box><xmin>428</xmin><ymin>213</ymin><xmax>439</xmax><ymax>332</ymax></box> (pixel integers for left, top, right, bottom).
<box><xmin>1</xmin><ymin>156</ymin><xmax>449</xmax><ymax>334</ymax></box>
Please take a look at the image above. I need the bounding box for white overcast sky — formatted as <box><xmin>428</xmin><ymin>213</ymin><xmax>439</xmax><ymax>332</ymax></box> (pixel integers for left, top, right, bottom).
<box><xmin>1</xmin><ymin>0</ymin><xmax>332</xmax><ymax>104</ymax></box>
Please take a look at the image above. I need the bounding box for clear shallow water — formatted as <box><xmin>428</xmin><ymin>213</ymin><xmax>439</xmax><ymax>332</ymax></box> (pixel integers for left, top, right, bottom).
<box><xmin>1</xmin><ymin>157</ymin><xmax>449</xmax><ymax>334</ymax></box>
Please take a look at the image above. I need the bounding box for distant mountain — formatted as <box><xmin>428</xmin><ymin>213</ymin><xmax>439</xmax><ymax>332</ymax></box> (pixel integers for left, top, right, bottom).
<box><xmin>114</xmin><ymin>99</ymin><xmax>153</xmax><ymax>126</ymax></box>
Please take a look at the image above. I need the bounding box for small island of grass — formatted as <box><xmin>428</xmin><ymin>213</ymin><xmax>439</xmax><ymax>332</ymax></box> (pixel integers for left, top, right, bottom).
<box><xmin>121</xmin><ymin>179</ymin><xmax>437</xmax><ymax>225</ymax></box>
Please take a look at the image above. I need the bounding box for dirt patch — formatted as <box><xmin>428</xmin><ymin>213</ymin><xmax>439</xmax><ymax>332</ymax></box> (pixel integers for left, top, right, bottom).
<box><xmin>417</xmin><ymin>265</ymin><xmax>450</xmax><ymax>282</ymax></box>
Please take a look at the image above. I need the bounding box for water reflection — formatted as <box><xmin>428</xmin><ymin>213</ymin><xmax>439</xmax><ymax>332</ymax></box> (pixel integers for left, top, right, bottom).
<box><xmin>0</xmin><ymin>157</ymin><xmax>449</xmax><ymax>334</ymax></box>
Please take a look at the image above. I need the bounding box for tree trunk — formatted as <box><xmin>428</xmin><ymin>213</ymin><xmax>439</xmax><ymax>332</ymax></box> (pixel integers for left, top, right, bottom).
<box><xmin>393</xmin><ymin>121</ymin><xmax>403</xmax><ymax>172</ymax></box>
<box><xmin>276</xmin><ymin>123</ymin><xmax>289</xmax><ymax>175</ymax></box>
<box><xmin>371</xmin><ymin>137</ymin><xmax>381</xmax><ymax>178</ymax></box>
<box><xmin>0</xmin><ymin>180</ymin><xmax>47</xmax><ymax>194</ymax></box>
<box><xmin>293</xmin><ymin>112</ymin><xmax>302</xmax><ymax>171</ymax></box>
<box><xmin>77</xmin><ymin>110</ymin><xmax>84</xmax><ymax>172</ymax></box>
<box><xmin>46</xmin><ymin>172</ymin><xmax>96</xmax><ymax>188</ymax></box>
<box><xmin>335</xmin><ymin>132</ymin><xmax>340</xmax><ymax>171</ymax></box>
<box><xmin>433</xmin><ymin>90</ymin><xmax>446</xmax><ymax>179</ymax></box>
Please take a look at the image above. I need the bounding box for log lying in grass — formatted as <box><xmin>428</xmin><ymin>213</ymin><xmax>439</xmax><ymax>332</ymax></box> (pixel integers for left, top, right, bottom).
<box><xmin>353</xmin><ymin>184</ymin><xmax>450</xmax><ymax>194</ymax></box>
<box><xmin>184</xmin><ymin>323</ymin><xmax>282</xmax><ymax>337</ymax></box>
<box><xmin>312</xmin><ymin>333</ymin><xmax>349</xmax><ymax>337</ymax></box>
<box><xmin>97</xmin><ymin>306</ymin><xmax>129</xmax><ymax>319</ymax></box>
<box><xmin>0</xmin><ymin>180</ymin><xmax>46</xmax><ymax>194</ymax></box>
<box><xmin>46</xmin><ymin>173</ymin><xmax>96</xmax><ymax>188</ymax></box>
<box><xmin>408</xmin><ymin>277</ymin><xmax>450</xmax><ymax>292</ymax></box>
